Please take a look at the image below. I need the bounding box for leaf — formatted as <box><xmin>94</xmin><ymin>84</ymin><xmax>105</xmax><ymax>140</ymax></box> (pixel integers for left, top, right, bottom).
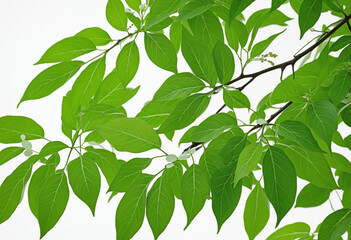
<box><xmin>229</xmin><ymin>0</ymin><xmax>254</xmax><ymax>24</ymax></box>
<box><xmin>97</xmin><ymin>118</ymin><xmax>161</xmax><ymax>153</ymax></box>
<box><xmin>306</xmin><ymin>101</ymin><xmax>338</xmax><ymax>146</ymax></box>
<box><xmin>84</xmin><ymin>148</ymin><xmax>124</xmax><ymax>185</ymax></box>
<box><xmin>126</xmin><ymin>0</ymin><xmax>141</xmax><ymax>12</ymax></box>
<box><xmin>181</xmin><ymin>164</ymin><xmax>210</xmax><ymax>229</ymax></box>
<box><xmin>35</xmin><ymin>36</ymin><xmax>96</xmax><ymax>64</ymax></box>
<box><xmin>116</xmin><ymin>41</ymin><xmax>140</xmax><ymax>86</ymax></box>
<box><xmin>0</xmin><ymin>116</ymin><xmax>45</xmax><ymax>143</ymax></box>
<box><xmin>169</xmin><ymin>21</ymin><xmax>182</xmax><ymax>52</ymax></box>
<box><xmin>144</xmin><ymin>33</ymin><xmax>177</xmax><ymax>73</ymax></box>
<box><xmin>0</xmin><ymin>157</ymin><xmax>36</xmax><ymax>224</ymax></box>
<box><xmin>162</xmin><ymin>162</ymin><xmax>183</xmax><ymax>199</ymax></box>
<box><xmin>38</xmin><ymin>170</ymin><xmax>69</xmax><ymax>238</ymax></box>
<box><xmin>263</xmin><ymin>146</ymin><xmax>297</xmax><ymax>226</ymax></box>
<box><xmin>76</xmin><ymin>27</ymin><xmax>112</xmax><ymax>46</ymax></box>
<box><xmin>146</xmin><ymin>176</ymin><xmax>175</xmax><ymax>239</ymax></box>
<box><xmin>276</xmin><ymin>120</ymin><xmax>323</xmax><ymax>153</ymax></box>
<box><xmin>295</xmin><ymin>183</ymin><xmax>331</xmax><ymax>208</ymax></box>
<box><xmin>212</xmin><ymin>42</ymin><xmax>235</xmax><ymax>84</ymax></box>
<box><xmin>328</xmin><ymin>70</ymin><xmax>351</xmax><ymax>105</ymax></box>
<box><xmin>108</xmin><ymin>158</ymin><xmax>151</xmax><ymax>193</ymax></box>
<box><xmin>146</xmin><ymin>17</ymin><xmax>173</xmax><ymax>32</ymax></box>
<box><xmin>244</xmin><ymin>184</ymin><xmax>270</xmax><ymax>240</ymax></box>
<box><xmin>136</xmin><ymin>102</ymin><xmax>171</xmax><ymax>128</ymax></box>
<box><xmin>147</xmin><ymin>0</ymin><xmax>186</xmax><ymax>27</ymax></box>
<box><xmin>180</xmin><ymin>113</ymin><xmax>236</xmax><ymax>143</ymax></box>
<box><xmin>106</xmin><ymin>0</ymin><xmax>127</xmax><ymax>31</ymax></box>
<box><xmin>330</xmin><ymin>35</ymin><xmax>351</xmax><ymax>52</ymax></box>
<box><xmin>18</xmin><ymin>61</ymin><xmax>84</xmax><ymax>105</ymax></box>
<box><xmin>223</xmin><ymin>89</ymin><xmax>251</xmax><ymax>109</ymax></box>
<box><xmin>250</xmin><ymin>30</ymin><xmax>285</xmax><ymax>58</ymax></box>
<box><xmin>181</xmin><ymin>27</ymin><xmax>217</xmax><ymax>86</ymax></box>
<box><xmin>267</xmin><ymin>222</ymin><xmax>310</xmax><ymax>240</ymax></box>
<box><xmin>325</xmin><ymin>152</ymin><xmax>351</xmax><ymax>174</ymax></box>
<box><xmin>177</xmin><ymin>0</ymin><xmax>214</xmax><ymax>21</ymax></box>
<box><xmin>0</xmin><ymin>147</ymin><xmax>24</xmax><ymax>166</ymax></box>
<box><xmin>115</xmin><ymin>174</ymin><xmax>154</xmax><ymax>240</ymax></box>
<box><xmin>158</xmin><ymin>93</ymin><xmax>210</xmax><ymax>133</ymax></box>
<box><xmin>271</xmin><ymin>0</ymin><xmax>287</xmax><ymax>11</ymax></box>
<box><xmin>298</xmin><ymin>0</ymin><xmax>322</xmax><ymax>38</ymax></box>
<box><xmin>46</xmin><ymin>153</ymin><xmax>60</xmax><ymax>167</ymax></box>
<box><xmin>234</xmin><ymin>143</ymin><xmax>263</xmax><ymax>186</ymax></box>
<box><xmin>39</xmin><ymin>141</ymin><xmax>68</xmax><ymax>158</ymax></box>
<box><xmin>318</xmin><ymin>209</ymin><xmax>351</xmax><ymax>240</ymax></box>
<box><xmin>67</xmin><ymin>156</ymin><xmax>101</xmax><ymax>215</ymax></box>
<box><xmin>211</xmin><ymin>163</ymin><xmax>242</xmax><ymax>232</ymax></box>
<box><xmin>225</xmin><ymin>20</ymin><xmax>248</xmax><ymax>51</ymax></box>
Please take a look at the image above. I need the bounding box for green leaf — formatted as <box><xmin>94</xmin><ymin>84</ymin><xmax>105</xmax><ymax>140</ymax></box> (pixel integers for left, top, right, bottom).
<box><xmin>158</xmin><ymin>93</ymin><xmax>210</xmax><ymax>133</ymax></box>
<box><xmin>46</xmin><ymin>153</ymin><xmax>60</xmax><ymax>167</ymax></box>
<box><xmin>146</xmin><ymin>176</ymin><xmax>175</xmax><ymax>239</ymax></box>
<box><xmin>295</xmin><ymin>183</ymin><xmax>331</xmax><ymax>208</ymax></box>
<box><xmin>136</xmin><ymin>102</ymin><xmax>171</xmax><ymax>128</ymax></box>
<box><xmin>263</xmin><ymin>146</ymin><xmax>297</xmax><ymax>226</ymax></box>
<box><xmin>153</xmin><ymin>72</ymin><xmax>205</xmax><ymax>102</ymax></box>
<box><xmin>298</xmin><ymin>0</ymin><xmax>322</xmax><ymax>38</ymax></box>
<box><xmin>212</xmin><ymin>42</ymin><xmax>235</xmax><ymax>84</ymax></box>
<box><xmin>306</xmin><ymin>101</ymin><xmax>338</xmax><ymax>146</ymax></box>
<box><xmin>169</xmin><ymin>21</ymin><xmax>182</xmax><ymax>52</ymax></box>
<box><xmin>234</xmin><ymin>143</ymin><xmax>263</xmax><ymax>186</ymax></box>
<box><xmin>0</xmin><ymin>157</ymin><xmax>36</xmax><ymax>224</ymax></box>
<box><xmin>325</xmin><ymin>152</ymin><xmax>351</xmax><ymax>174</ymax></box>
<box><xmin>180</xmin><ymin>113</ymin><xmax>236</xmax><ymax>143</ymax></box>
<box><xmin>177</xmin><ymin>0</ymin><xmax>214</xmax><ymax>21</ymax></box>
<box><xmin>144</xmin><ymin>33</ymin><xmax>177</xmax><ymax>73</ymax></box>
<box><xmin>109</xmin><ymin>158</ymin><xmax>151</xmax><ymax>193</ymax></box>
<box><xmin>211</xmin><ymin>163</ymin><xmax>242</xmax><ymax>232</ymax></box>
<box><xmin>0</xmin><ymin>147</ymin><xmax>24</xmax><ymax>166</ymax></box>
<box><xmin>229</xmin><ymin>0</ymin><xmax>254</xmax><ymax>24</ymax></box>
<box><xmin>97</xmin><ymin>118</ymin><xmax>161</xmax><ymax>153</ymax></box>
<box><xmin>225</xmin><ymin>20</ymin><xmax>248</xmax><ymax>51</ymax></box>
<box><xmin>106</xmin><ymin>0</ymin><xmax>127</xmax><ymax>31</ymax></box>
<box><xmin>276</xmin><ymin>120</ymin><xmax>323</xmax><ymax>153</ymax></box>
<box><xmin>76</xmin><ymin>27</ymin><xmax>112</xmax><ymax>46</ymax></box>
<box><xmin>328</xmin><ymin>70</ymin><xmax>351</xmax><ymax>105</ymax></box>
<box><xmin>223</xmin><ymin>89</ymin><xmax>251</xmax><ymax>109</ymax></box>
<box><xmin>181</xmin><ymin>27</ymin><xmax>217</xmax><ymax>86</ymax></box>
<box><xmin>181</xmin><ymin>164</ymin><xmax>209</xmax><ymax>229</ymax></box>
<box><xmin>271</xmin><ymin>0</ymin><xmax>287</xmax><ymax>11</ymax></box>
<box><xmin>244</xmin><ymin>184</ymin><xmax>270</xmax><ymax>240</ymax></box>
<box><xmin>147</xmin><ymin>0</ymin><xmax>186</xmax><ymax>27</ymax></box>
<box><xmin>67</xmin><ymin>156</ymin><xmax>101</xmax><ymax>215</ymax></box>
<box><xmin>38</xmin><ymin>170</ymin><xmax>69</xmax><ymax>238</ymax></box>
<box><xmin>250</xmin><ymin>30</ymin><xmax>285</xmax><ymax>58</ymax></box>
<box><xmin>18</xmin><ymin>61</ymin><xmax>84</xmax><ymax>105</ymax></box>
<box><xmin>126</xmin><ymin>12</ymin><xmax>141</xmax><ymax>29</ymax></box>
<box><xmin>146</xmin><ymin>17</ymin><xmax>173</xmax><ymax>32</ymax></box>
<box><xmin>116</xmin><ymin>174</ymin><xmax>153</xmax><ymax>240</ymax></box>
<box><xmin>267</xmin><ymin>222</ymin><xmax>310</xmax><ymax>240</ymax></box>
<box><xmin>36</xmin><ymin>36</ymin><xmax>96</xmax><ymax>64</ymax></box>
<box><xmin>0</xmin><ymin>116</ymin><xmax>45</xmax><ymax>144</ymax></box>
<box><xmin>318</xmin><ymin>209</ymin><xmax>351</xmax><ymax>240</ymax></box>
<box><xmin>162</xmin><ymin>162</ymin><xmax>183</xmax><ymax>199</ymax></box>
<box><xmin>126</xmin><ymin>0</ymin><xmax>141</xmax><ymax>11</ymax></box>
<box><xmin>116</xmin><ymin>41</ymin><xmax>140</xmax><ymax>86</ymax></box>
<box><xmin>39</xmin><ymin>141</ymin><xmax>68</xmax><ymax>158</ymax></box>
<box><xmin>330</xmin><ymin>35</ymin><xmax>351</xmax><ymax>52</ymax></box>
<box><xmin>84</xmin><ymin>148</ymin><xmax>124</xmax><ymax>185</ymax></box>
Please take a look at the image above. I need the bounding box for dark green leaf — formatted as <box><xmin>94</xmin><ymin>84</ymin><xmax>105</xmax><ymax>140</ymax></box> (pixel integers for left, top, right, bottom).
<box><xmin>76</xmin><ymin>27</ymin><xmax>112</xmax><ymax>46</ymax></box>
<box><xmin>162</xmin><ymin>162</ymin><xmax>183</xmax><ymax>199</ymax></box>
<box><xmin>318</xmin><ymin>209</ymin><xmax>351</xmax><ymax>240</ymax></box>
<box><xmin>229</xmin><ymin>0</ymin><xmax>254</xmax><ymax>24</ymax></box>
<box><xmin>325</xmin><ymin>152</ymin><xmax>351</xmax><ymax>174</ymax></box>
<box><xmin>116</xmin><ymin>41</ymin><xmax>139</xmax><ymax>86</ymax></box>
<box><xmin>147</xmin><ymin>0</ymin><xmax>186</xmax><ymax>27</ymax></box>
<box><xmin>106</xmin><ymin>0</ymin><xmax>127</xmax><ymax>31</ymax></box>
<box><xmin>295</xmin><ymin>183</ymin><xmax>331</xmax><ymax>208</ymax></box>
<box><xmin>298</xmin><ymin>0</ymin><xmax>322</xmax><ymax>38</ymax></box>
<box><xmin>177</xmin><ymin>0</ymin><xmax>214</xmax><ymax>21</ymax></box>
<box><xmin>330</xmin><ymin>35</ymin><xmax>351</xmax><ymax>52</ymax></box>
<box><xmin>223</xmin><ymin>89</ymin><xmax>251</xmax><ymax>109</ymax></box>
<box><xmin>328</xmin><ymin>70</ymin><xmax>351</xmax><ymax>105</ymax></box>
<box><xmin>267</xmin><ymin>222</ymin><xmax>310</xmax><ymax>240</ymax></box>
<box><xmin>271</xmin><ymin>0</ymin><xmax>287</xmax><ymax>11</ymax></box>
<box><xmin>212</xmin><ymin>42</ymin><xmax>235</xmax><ymax>84</ymax></box>
<box><xmin>0</xmin><ymin>147</ymin><xmax>24</xmax><ymax>166</ymax></box>
<box><xmin>39</xmin><ymin>141</ymin><xmax>68</xmax><ymax>158</ymax></box>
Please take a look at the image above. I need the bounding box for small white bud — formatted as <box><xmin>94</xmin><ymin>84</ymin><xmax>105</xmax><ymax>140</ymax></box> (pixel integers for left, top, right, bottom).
<box><xmin>20</xmin><ymin>134</ymin><xmax>26</xmax><ymax>140</ymax></box>
<box><xmin>257</xmin><ymin>118</ymin><xmax>267</xmax><ymax>125</ymax></box>
<box><xmin>139</xmin><ymin>3</ymin><xmax>147</xmax><ymax>11</ymax></box>
<box><xmin>24</xmin><ymin>149</ymin><xmax>33</xmax><ymax>157</ymax></box>
<box><xmin>22</xmin><ymin>140</ymin><xmax>32</xmax><ymax>149</ymax></box>
<box><xmin>125</xmin><ymin>8</ymin><xmax>133</xmax><ymax>14</ymax></box>
<box><xmin>166</xmin><ymin>163</ymin><xmax>174</xmax><ymax>168</ymax></box>
<box><xmin>166</xmin><ymin>154</ymin><xmax>177</xmax><ymax>162</ymax></box>
<box><xmin>184</xmin><ymin>149</ymin><xmax>196</xmax><ymax>155</ymax></box>
<box><xmin>178</xmin><ymin>154</ymin><xmax>190</xmax><ymax>160</ymax></box>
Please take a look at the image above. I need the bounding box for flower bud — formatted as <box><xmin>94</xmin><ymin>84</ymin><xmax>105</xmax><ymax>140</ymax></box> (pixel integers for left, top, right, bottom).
<box><xmin>166</xmin><ymin>154</ymin><xmax>177</xmax><ymax>162</ymax></box>
<box><xmin>178</xmin><ymin>154</ymin><xmax>190</xmax><ymax>160</ymax></box>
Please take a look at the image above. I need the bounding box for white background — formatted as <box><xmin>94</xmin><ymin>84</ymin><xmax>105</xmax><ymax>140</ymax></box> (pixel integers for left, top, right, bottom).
<box><xmin>0</xmin><ymin>0</ymin><xmax>349</xmax><ymax>239</ymax></box>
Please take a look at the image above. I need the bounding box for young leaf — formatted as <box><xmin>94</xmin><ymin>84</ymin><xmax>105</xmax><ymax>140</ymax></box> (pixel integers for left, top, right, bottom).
<box><xmin>115</xmin><ymin>174</ymin><xmax>154</xmax><ymax>240</ymax></box>
<box><xmin>223</xmin><ymin>89</ymin><xmax>251</xmax><ymax>109</ymax></box>
<box><xmin>330</xmin><ymin>35</ymin><xmax>351</xmax><ymax>52</ymax></box>
<box><xmin>177</xmin><ymin>0</ymin><xmax>214</xmax><ymax>21</ymax></box>
<box><xmin>97</xmin><ymin>118</ymin><xmax>161</xmax><ymax>153</ymax></box>
<box><xmin>263</xmin><ymin>146</ymin><xmax>297</xmax><ymax>226</ymax></box>
<box><xmin>35</xmin><ymin>37</ymin><xmax>96</xmax><ymax>64</ymax></box>
<box><xmin>325</xmin><ymin>152</ymin><xmax>351</xmax><ymax>174</ymax></box>
<box><xmin>229</xmin><ymin>0</ymin><xmax>254</xmax><ymax>24</ymax></box>
<box><xmin>67</xmin><ymin>156</ymin><xmax>101</xmax><ymax>215</ymax></box>
<box><xmin>144</xmin><ymin>33</ymin><xmax>177</xmax><ymax>73</ymax></box>
<box><xmin>147</xmin><ymin>0</ymin><xmax>186</xmax><ymax>27</ymax></box>
<box><xmin>116</xmin><ymin>41</ymin><xmax>140</xmax><ymax>86</ymax></box>
<box><xmin>212</xmin><ymin>42</ymin><xmax>235</xmax><ymax>84</ymax></box>
<box><xmin>162</xmin><ymin>162</ymin><xmax>183</xmax><ymax>199</ymax></box>
<box><xmin>76</xmin><ymin>27</ymin><xmax>112</xmax><ymax>46</ymax></box>
<box><xmin>276</xmin><ymin>120</ymin><xmax>323</xmax><ymax>153</ymax></box>
<box><xmin>0</xmin><ymin>156</ymin><xmax>37</xmax><ymax>224</ymax></box>
<box><xmin>250</xmin><ymin>30</ymin><xmax>285</xmax><ymax>58</ymax></box>
<box><xmin>157</xmin><ymin>93</ymin><xmax>210</xmax><ymax>133</ymax></box>
<box><xmin>211</xmin><ymin>163</ymin><xmax>242</xmax><ymax>232</ymax></box>
<box><xmin>126</xmin><ymin>0</ymin><xmax>141</xmax><ymax>12</ymax></box>
<box><xmin>318</xmin><ymin>209</ymin><xmax>351</xmax><ymax>240</ymax></box>
<box><xmin>146</xmin><ymin>176</ymin><xmax>175</xmax><ymax>239</ymax></box>
<box><xmin>169</xmin><ymin>21</ymin><xmax>182</xmax><ymax>52</ymax></box>
<box><xmin>46</xmin><ymin>153</ymin><xmax>60</xmax><ymax>167</ymax></box>
<box><xmin>244</xmin><ymin>184</ymin><xmax>270</xmax><ymax>240</ymax></box>
<box><xmin>0</xmin><ymin>147</ymin><xmax>24</xmax><ymax>166</ymax></box>
<box><xmin>181</xmin><ymin>27</ymin><xmax>217</xmax><ymax>86</ymax></box>
<box><xmin>298</xmin><ymin>0</ymin><xmax>322</xmax><ymax>38</ymax></box>
<box><xmin>38</xmin><ymin>170</ymin><xmax>69</xmax><ymax>238</ymax></box>
<box><xmin>234</xmin><ymin>143</ymin><xmax>263</xmax><ymax>186</ymax></box>
<box><xmin>39</xmin><ymin>141</ymin><xmax>68</xmax><ymax>158</ymax></box>
<box><xmin>18</xmin><ymin>61</ymin><xmax>84</xmax><ymax>105</ymax></box>
<box><xmin>306</xmin><ymin>101</ymin><xmax>338</xmax><ymax>146</ymax></box>
<box><xmin>0</xmin><ymin>116</ymin><xmax>45</xmax><ymax>143</ymax></box>
<box><xmin>146</xmin><ymin>17</ymin><xmax>173</xmax><ymax>32</ymax></box>
<box><xmin>136</xmin><ymin>102</ymin><xmax>171</xmax><ymax>128</ymax></box>
<box><xmin>295</xmin><ymin>183</ymin><xmax>331</xmax><ymax>208</ymax></box>
<box><xmin>271</xmin><ymin>0</ymin><xmax>286</xmax><ymax>11</ymax></box>
<box><xmin>181</xmin><ymin>164</ymin><xmax>209</xmax><ymax>229</ymax></box>
<box><xmin>106</xmin><ymin>0</ymin><xmax>127</xmax><ymax>31</ymax></box>
<box><xmin>328</xmin><ymin>70</ymin><xmax>351</xmax><ymax>105</ymax></box>
<box><xmin>267</xmin><ymin>222</ymin><xmax>310</xmax><ymax>240</ymax></box>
